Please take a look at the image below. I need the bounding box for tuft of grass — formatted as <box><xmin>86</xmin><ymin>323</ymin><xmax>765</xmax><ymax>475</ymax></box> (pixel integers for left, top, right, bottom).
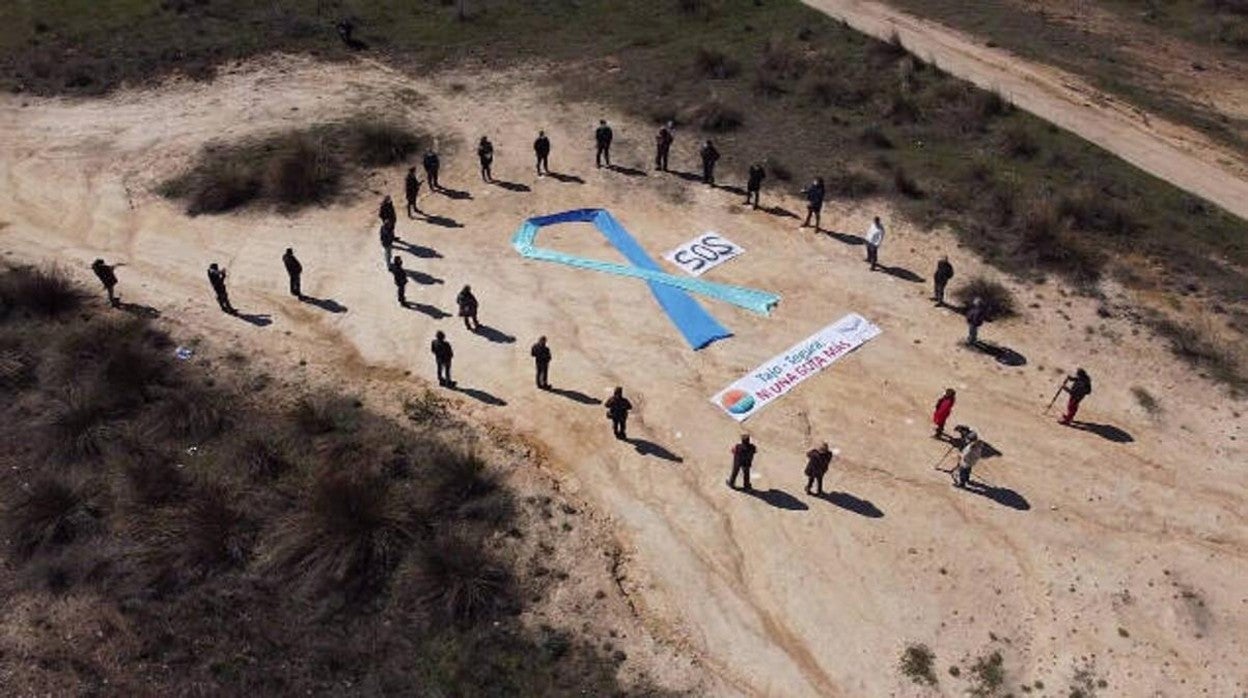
<box><xmin>899</xmin><ymin>643</ymin><xmax>938</xmax><ymax>686</ymax></box>
<box><xmin>43</xmin><ymin>386</ymin><xmax>116</xmax><ymax>462</ymax></box>
<box><xmin>954</xmin><ymin>276</ymin><xmax>1018</xmax><ymax>321</ymax></box>
<box><xmin>404</xmin><ymin>387</ymin><xmax>449</xmax><ymax>424</ymax></box>
<box><xmin>292</xmin><ymin>392</ymin><xmax>360</xmax><ymax>436</ymax></box>
<box><xmin>1131</xmin><ymin>386</ymin><xmax>1160</xmax><ymax>415</ymax></box>
<box><xmin>1149</xmin><ymin>316</ymin><xmax>1247</xmax><ymax>393</ymax></box>
<box><xmin>827</xmin><ymin>168</ymin><xmax>881</xmax><ymax>199</ymax></box>
<box><xmin>694</xmin><ymin>46</ymin><xmax>741</xmax><ymax>79</ymax></box>
<box><xmin>4</xmin><ymin>476</ymin><xmax>102</xmax><ymax>559</ymax></box>
<box><xmin>143</xmin><ymin>386</ymin><xmax>228</xmax><ymax>441</ymax></box>
<box><xmin>346</xmin><ymin>117</ymin><xmax>425</xmax><ymax>167</ymax></box>
<box><xmin>411</xmin><ymin>533</ymin><xmax>513</xmax><ymax>623</ymax></box>
<box><xmin>235</xmin><ymin>435</ymin><xmax>295</xmax><ymax>480</ymax></box>
<box><xmin>968</xmin><ymin>650</ymin><xmax>1006</xmax><ymax>697</ymax></box>
<box><xmin>686</xmin><ymin>100</ymin><xmax>744</xmax><ymax>132</ymax></box>
<box><xmin>427</xmin><ymin>450</ymin><xmax>498</xmax><ymax>512</ymax></box>
<box><xmin>0</xmin><ymin>266</ymin><xmax>87</xmax><ymax>319</ymax></box>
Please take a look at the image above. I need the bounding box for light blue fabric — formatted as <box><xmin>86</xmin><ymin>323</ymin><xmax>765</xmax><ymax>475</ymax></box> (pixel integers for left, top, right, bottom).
<box><xmin>512</xmin><ymin>209</ymin><xmax>780</xmax><ymax>349</ymax></box>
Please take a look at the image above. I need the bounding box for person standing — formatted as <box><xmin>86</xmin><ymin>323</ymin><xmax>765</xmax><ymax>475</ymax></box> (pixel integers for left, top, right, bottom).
<box><xmin>281</xmin><ymin>248</ymin><xmax>303</xmax><ymax>299</ymax></box>
<box><xmin>655</xmin><ymin>123</ymin><xmax>673</xmax><ymax>171</ymax></box>
<box><xmin>378</xmin><ymin>195</ymin><xmax>397</xmax><ymax>229</ymax></box>
<box><xmin>605</xmin><ymin>387</ymin><xmax>632</xmax><ymax>440</ymax></box>
<box><xmin>431</xmin><ymin>330</ymin><xmax>455</xmax><ymax>388</ymax></box>
<box><xmin>700</xmin><ymin>139</ymin><xmax>720</xmax><ymax>186</ymax></box>
<box><xmin>965</xmin><ymin>297</ymin><xmax>987</xmax><ymax>346</ymax></box>
<box><xmin>804</xmin><ymin>442</ymin><xmax>833</xmax><ymax>495</ymax></box>
<box><xmin>729</xmin><ymin>434</ymin><xmax>756</xmax><ymax>491</ymax></box>
<box><xmin>745</xmin><ymin>163</ymin><xmax>765</xmax><ymax>209</ymax></box>
<box><xmin>1059</xmin><ymin>368</ymin><xmax>1093</xmax><ymax>425</ymax></box>
<box><xmin>594</xmin><ymin>119</ymin><xmax>613</xmax><ymax>168</ymax></box>
<box><xmin>477</xmin><ymin>136</ymin><xmax>494</xmax><ymax>183</ymax></box>
<box><xmin>422</xmin><ymin>149</ymin><xmax>441</xmax><ymax>192</ymax></box>
<box><xmin>90</xmin><ymin>258</ymin><xmax>121</xmax><ymax>308</ymax></box>
<box><xmin>801</xmin><ymin>177</ymin><xmax>826</xmax><ymax>232</ymax></box>
<box><xmin>534</xmin><ymin>130</ymin><xmax>551</xmax><ymax>176</ymax></box>
<box><xmin>207</xmin><ymin>263</ymin><xmax>235</xmax><ymax>314</ymax></box>
<box><xmin>388</xmin><ymin>257</ymin><xmax>408</xmax><ymax>307</ymax></box>
<box><xmin>865</xmin><ymin>216</ymin><xmax>885</xmax><ymax>271</ymax></box>
<box><xmin>404</xmin><ymin>167</ymin><xmax>422</xmax><ymax>217</ymax></box>
<box><xmin>379</xmin><ymin>217</ymin><xmax>397</xmax><ymax>266</ymax></box>
<box><xmin>933</xmin><ymin>255</ymin><xmax>954</xmax><ymax>306</ymax></box>
<box><xmin>456</xmin><ymin>285</ymin><xmax>480</xmax><ymax>331</ymax></box>
<box><xmin>530</xmin><ymin>336</ymin><xmax>552</xmax><ymax>390</ymax></box>
<box><xmin>954</xmin><ymin>430</ymin><xmax>983</xmax><ymax>488</ymax></box>
<box><xmin>932</xmin><ymin>388</ymin><xmax>956</xmax><ymax>439</ymax></box>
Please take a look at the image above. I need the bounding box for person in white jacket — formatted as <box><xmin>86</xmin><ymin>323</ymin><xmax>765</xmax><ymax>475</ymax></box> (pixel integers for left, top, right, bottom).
<box><xmin>865</xmin><ymin>216</ymin><xmax>885</xmax><ymax>271</ymax></box>
<box><xmin>954</xmin><ymin>430</ymin><xmax>983</xmax><ymax>488</ymax></box>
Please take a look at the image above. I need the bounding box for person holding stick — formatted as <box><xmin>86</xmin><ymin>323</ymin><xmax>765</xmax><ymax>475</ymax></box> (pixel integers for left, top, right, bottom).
<box><xmin>1058</xmin><ymin>368</ymin><xmax>1093</xmax><ymax>425</ymax></box>
<box><xmin>954</xmin><ymin>429</ymin><xmax>983</xmax><ymax>488</ymax></box>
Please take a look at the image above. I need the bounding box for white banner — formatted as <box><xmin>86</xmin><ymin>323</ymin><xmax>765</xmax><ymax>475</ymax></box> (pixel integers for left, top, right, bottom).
<box><xmin>664</xmin><ymin>232</ymin><xmax>744</xmax><ymax>277</ymax></box>
<box><xmin>711</xmin><ymin>313</ymin><xmax>882</xmax><ymax>421</ymax></box>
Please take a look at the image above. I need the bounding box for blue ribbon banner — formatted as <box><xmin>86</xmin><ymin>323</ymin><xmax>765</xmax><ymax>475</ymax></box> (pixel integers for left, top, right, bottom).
<box><xmin>512</xmin><ymin>209</ymin><xmax>780</xmax><ymax>350</ymax></box>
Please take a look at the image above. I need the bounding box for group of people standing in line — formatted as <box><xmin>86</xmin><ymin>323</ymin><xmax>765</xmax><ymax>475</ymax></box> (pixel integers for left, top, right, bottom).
<box><xmin>85</xmin><ymin>114</ymin><xmax>1098</xmax><ymax>502</ymax></box>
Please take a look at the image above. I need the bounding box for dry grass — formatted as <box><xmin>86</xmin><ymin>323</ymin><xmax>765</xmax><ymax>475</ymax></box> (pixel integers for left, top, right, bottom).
<box><xmin>953</xmin><ymin>276</ymin><xmax>1018</xmax><ymax>321</ymax></box>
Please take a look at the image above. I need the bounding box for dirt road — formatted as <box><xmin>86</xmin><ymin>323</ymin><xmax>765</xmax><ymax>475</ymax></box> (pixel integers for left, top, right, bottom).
<box><xmin>2</xmin><ymin>57</ymin><xmax>1246</xmax><ymax>695</ymax></box>
<box><xmin>803</xmin><ymin>0</ymin><xmax>1248</xmax><ymax>223</ymax></box>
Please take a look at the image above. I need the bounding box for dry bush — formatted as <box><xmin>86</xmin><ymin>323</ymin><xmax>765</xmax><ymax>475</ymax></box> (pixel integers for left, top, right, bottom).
<box><xmin>123</xmin><ymin>451</ymin><xmax>188</xmax><ymax>506</ymax></box>
<box><xmin>694</xmin><ymin>47</ymin><xmax>741</xmax><ymax>79</ymax></box>
<box><xmin>264</xmin><ymin>467</ymin><xmax>413</xmax><ymax>599</ymax></box>
<box><xmin>262</xmin><ymin>134</ymin><xmax>341</xmax><ymax>207</ymax></box>
<box><xmin>346</xmin><ymin>117</ymin><xmax>425</xmax><ymax>167</ymax></box>
<box><xmin>4</xmin><ymin>476</ymin><xmax>103</xmax><ymax>559</ymax></box>
<box><xmin>953</xmin><ymin>276</ymin><xmax>1018</xmax><ymax>321</ymax></box>
<box><xmin>686</xmin><ymin>100</ymin><xmax>744</xmax><ymax>132</ymax></box>
<box><xmin>0</xmin><ymin>345</ymin><xmax>38</xmax><ymax>391</ymax></box>
<box><xmin>42</xmin><ymin>386</ymin><xmax>116</xmax><ymax>462</ymax></box>
<box><xmin>1058</xmin><ymin>185</ymin><xmax>1141</xmax><ymax>237</ymax></box>
<box><xmin>827</xmin><ymin>168</ymin><xmax>881</xmax><ymax>199</ymax></box>
<box><xmin>758</xmin><ymin>37</ymin><xmax>808</xmax><ymax>80</ymax></box>
<box><xmin>892</xmin><ymin>166</ymin><xmax>925</xmax><ymax>199</ymax></box>
<box><xmin>409</xmin><ymin>533</ymin><xmax>513</xmax><ymax>623</ymax></box>
<box><xmin>870</xmin><ymin>30</ymin><xmax>909</xmax><ymax>63</ymax></box>
<box><xmin>883</xmin><ymin>91</ymin><xmax>922</xmax><ymax>124</ymax></box>
<box><xmin>0</xmin><ymin>266</ymin><xmax>86</xmax><ymax>320</ymax></box>
<box><xmin>1014</xmin><ymin>197</ymin><xmax>1104</xmax><ymax>283</ymax></box>
<box><xmin>234</xmin><ymin>435</ymin><xmax>296</xmax><ymax>480</ymax></box>
<box><xmin>426</xmin><ymin>450</ymin><xmax>497</xmax><ymax>512</ymax></box>
<box><xmin>1000</xmin><ymin>121</ymin><xmax>1040</xmax><ymax>159</ymax></box>
<box><xmin>859</xmin><ymin>124</ymin><xmax>893</xmax><ymax>149</ymax></box>
<box><xmin>142</xmin><ymin>386</ymin><xmax>228</xmax><ymax>441</ymax></box>
<box><xmin>137</xmin><ymin>481</ymin><xmax>252</xmax><ymax>588</ymax></box>
<box><xmin>292</xmin><ymin>392</ymin><xmax>360</xmax><ymax>436</ymax></box>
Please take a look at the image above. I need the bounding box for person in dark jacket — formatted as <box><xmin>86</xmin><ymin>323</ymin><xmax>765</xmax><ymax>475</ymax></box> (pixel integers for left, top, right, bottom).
<box><xmin>404</xmin><ymin>167</ymin><xmax>422</xmax><ymax>217</ymax></box>
<box><xmin>534</xmin><ymin>130</ymin><xmax>551</xmax><ymax>176</ymax></box>
<box><xmin>1059</xmin><ymin>368</ymin><xmax>1093</xmax><ymax>425</ymax></box>
<box><xmin>456</xmin><ymin>285</ymin><xmax>479</xmax><ymax>331</ymax></box>
<box><xmin>379</xmin><ymin>195</ymin><xmax>397</xmax><ymax>228</ymax></box>
<box><xmin>594</xmin><ymin>120</ymin><xmax>613</xmax><ymax>168</ymax></box>
<box><xmin>207</xmin><ymin>263</ymin><xmax>235</xmax><ymax>314</ymax></box>
<box><xmin>804</xmin><ymin>443</ymin><xmax>833</xmax><ymax>495</ymax></box>
<box><xmin>801</xmin><ymin>177</ymin><xmax>826</xmax><ymax>232</ymax></box>
<box><xmin>388</xmin><ymin>257</ymin><xmax>408</xmax><ymax>306</ymax></box>
<box><xmin>700</xmin><ymin>140</ymin><xmax>720</xmax><ymax>186</ymax></box>
<box><xmin>380</xmin><ymin>218</ymin><xmax>396</xmax><ymax>266</ymax></box>
<box><xmin>431</xmin><ymin>330</ymin><xmax>455</xmax><ymax>388</ymax></box>
<box><xmin>90</xmin><ymin>258</ymin><xmax>121</xmax><ymax>307</ymax></box>
<box><xmin>605</xmin><ymin>386</ymin><xmax>632</xmax><ymax>440</ymax></box>
<box><xmin>729</xmin><ymin>434</ymin><xmax>756</xmax><ymax>491</ymax></box>
<box><xmin>477</xmin><ymin>136</ymin><xmax>494</xmax><ymax>183</ymax></box>
<box><xmin>531</xmin><ymin>336</ymin><xmax>552</xmax><ymax>389</ymax></box>
<box><xmin>745</xmin><ymin>164</ymin><xmax>765</xmax><ymax>209</ymax></box>
<box><xmin>281</xmin><ymin>248</ymin><xmax>303</xmax><ymax>299</ymax></box>
<box><xmin>933</xmin><ymin>255</ymin><xmax>954</xmax><ymax>306</ymax></box>
<box><xmin>422</xmin><ymin>149</ymin><xmax>441</xmax><ymax>192</ymax></box>
<box><xmin>965</xmin><ymin>296</ymin><xmax>987</xmax><ymax>346</ymax></box>
<box><xmin>655</xmin><ymin>123</ymin><xmax>673</xmax><ymax>171</ymax></box>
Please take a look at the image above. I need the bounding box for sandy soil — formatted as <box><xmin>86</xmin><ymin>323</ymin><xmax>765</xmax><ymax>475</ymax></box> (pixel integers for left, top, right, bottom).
<box><xmin>2</xmin><ymin>55</ymin><xmax>1246</xmax><ymax>696</ymax></box>
<box><xmin>803</xmin><ymin>0</ymin><xmax>1248</xmax><ymax>224</ymax></box>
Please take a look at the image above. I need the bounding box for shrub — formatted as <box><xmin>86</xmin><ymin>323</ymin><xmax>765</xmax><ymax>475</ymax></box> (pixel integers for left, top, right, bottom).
<box><xmin>144</xmin><ymin>386</ymin><xmax>228</xmax><ymax>441</ymax></box>
<box><xmin>870</xmin><ymin>30</ymin><xmax>908</xmax><ymax>63</ymax></box>
<box><xmin>1058</xmin><ymin>186</ymin><xmax>1141</xmax><ymax>237</ymax></box>
<box><xmin>262</xmin><ymin>134</ymin><xmax>340</xmax><ymax>206</ymax></box>
<box><xmin>124</xmin><ymin>452</ymin><xmax>188</xmax><ymax>506</ymax></box>
<box><xmin>0</xmin><ymin>346</ymin><xmax>37</xmax><ymax>391</ymax></box>
<box><xmin>859</xmin><ymin>124</ymin><xmax>893</xmax><ymax>149</ymax></box>
<box><xmin>752</xmin><ymin>72</ymin><xmax>787</xmax><ymax>98</ymax></box>
<box><xmin>899</xmin><ymin>643</ymin><xmax>938</xmax><ymax>686</ymax></box>
<box><xmin>4</xmin><ymin>476</ymin><xmax>102</xmax><ymax>559</ymax></box>
<box><xmin>43</xmin><ymin>386</ymin><xmax>116</xmax><ymax>461</ymax></box>
<box><xmin>883</xmin><ymin>92</ymin><xmax>922</xmax><ymax>123</ymax></box>
<box><xmin>968</xmin><ymin>650</ymin><xmax>1005</xmax><ymax>697</ymax></box>
<box><xmin>346</xmin><ymin>118</ymin><xmax>424</xmax><ymax>167</ymax></box>
<box><xmin>404</xmin><ymin>388</ymin><xmax>449</xmax><ymax>424</ymax></box>
<box><xmin>1131</xmin><ymin>386</ymin><xmax>1160</xmax><ymax>414</ymax></box>
<box><xmin>953</xmin><ymin>276</ymin><xmax>1018</xmax><ymax>321</ymax></box>
<box><xmin>141</xmin><ymin>482</ymin><xmax>251</xmax><ymax>586</ymax></box>
<box><xmin>411</xmin><ymin>533</ymin><xmax>513</xmax><ymax>623</ymax></box>
<box><xmin>758</xmin><ymin>37</ymin><xmax>807</xmax><ymax>80</ymax></box>
<box><xmin>827</xmin><ymin>169</ymin><xmax>881</xmax><ymax>199</ymax></box>
<box><xmin>893</xmin><ymin>166</ymin><xmax>925</xmax><ymax>199</ymax></box>
<box><xmin>768</xmin><ymin>159</ymin><xmax>793</xmax><ymax>182</ymax></box>
<box><xmin>427</xmin><ymin>450</ymin><xmax>497</xmax><ymax>512</ymax></box>
<box><xmin>264</xmin><ymin>467</ymin><xmax>413</xmax><ymax>599</ymax></box>
<box><xmin>1001</xmin><ymin>122</ymin><xmax>1040</xmax><ymax>159</ymax></box>
<box><xmin>235</xmin><ymin>435</ymin><xmax>295</xmax><ymax>480</ymax></box>
<box><xmin>292</xmin><ymin>393</ymin><xmax>360</xmax><ymax>436</ymax></box>
<box><xmin>0</xmin><ymin>266</ymin><xmax>86</xmax><ymax>319</ymax></box>
<box><xmin>686</xmin><ymin>100</ymin><xmax>743</xmax><ymax>132</ymax></box>
<box><xmin>694</xmin><ymin>47</ymin><xmax>741</xmax><ymax>79</ymax></box>
<box><xmin>165</xmin><ymin>157</ymin><xmax>261</xmax><ymax>215</ymax></box>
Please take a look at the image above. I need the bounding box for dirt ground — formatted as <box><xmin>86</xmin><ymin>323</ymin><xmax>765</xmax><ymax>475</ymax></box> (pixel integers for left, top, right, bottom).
<box><xmin>803</xmin><ymin>0</ymin><xmax>1248</xmax><ymax>226</ymax></box>
<box><xmin>2</xmin><ymin>55</ymin><xmax>1246</xmax><ymax>695</ymax></box>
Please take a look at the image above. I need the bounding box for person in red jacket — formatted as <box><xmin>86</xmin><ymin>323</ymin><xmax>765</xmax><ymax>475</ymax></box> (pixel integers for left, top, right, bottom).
<box><xmin>932</xmin><ymin>388</ymin><xmax>956</xmax><ymax>440</ymax></box>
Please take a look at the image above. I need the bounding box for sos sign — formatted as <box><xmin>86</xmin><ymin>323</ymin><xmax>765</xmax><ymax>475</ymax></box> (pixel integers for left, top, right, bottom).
<box><xmin>664</xmin><ymin>233</ymin><xmax>745</xmax><ymax>277</ymax></box>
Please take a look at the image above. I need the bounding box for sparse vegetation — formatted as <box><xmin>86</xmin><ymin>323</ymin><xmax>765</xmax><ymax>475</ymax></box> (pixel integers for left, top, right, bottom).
<box><xmin>0</xmin><ymin>267</ymin><xmax>660</xmax><ymax>695</ymax></box>
<box><xmin>953</xmin><ymin>276</ymin><xmax>1018</xmax><ymax>321</ymax></box>
<box><xmin>900</xmin><ymin>643</ymin><xmax>938</xmax><ymax>686</ymax></box>
<box><xmin>1131</xmin><ymin>386</ymin><xmax>1160</xmax><ymax>415</ymax></box>
<box><xmin>158</xmin><ymin>117</ymin><xmax>428</xmax><ymax>214</ymax></box>
<box><xmin>968</xmin><ymin>650</ymin><xmax>1006</xmax><ymax>697</ymax></box>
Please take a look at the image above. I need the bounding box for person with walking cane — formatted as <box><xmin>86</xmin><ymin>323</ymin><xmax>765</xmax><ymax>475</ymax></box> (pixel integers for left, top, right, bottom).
<box><xmin>953</xmin><ymin>430</ymin><xmax>983</xmax><ymax>489</ymax></box>
<box><xmin>1057</xmin><ymin>368</ymin><xmax>1093</xmax><ymax>425</ymax></box>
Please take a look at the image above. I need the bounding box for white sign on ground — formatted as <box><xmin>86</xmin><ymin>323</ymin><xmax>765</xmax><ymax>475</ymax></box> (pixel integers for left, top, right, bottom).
<box><xmin>664</xmin><ymin>233</ymin><xmax>744</xmax><ymax>277</ymax></box>
<box><xmin>710</xmin><ymin>313</ymin><xmax>882</xmax><ymax>422</ymax></box>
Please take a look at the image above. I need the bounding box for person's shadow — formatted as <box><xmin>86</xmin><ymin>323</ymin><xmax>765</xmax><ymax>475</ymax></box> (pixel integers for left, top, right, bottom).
<box><xmin>394</xmin><ymin>240</ymin><xmax>441</xmax><ymax>258</ymax></box>
<box><xmin>492</xmin><ymin>180</ymin><xmax>531</xmax><ymax>193</ymax></box>
<box><xmin>762</xmin><ymin>205</ymin><xmax>798</xmax><ymax>219</ymax></box>
<box><xmin>301</xmin><ymin>296</ymin><xmax>348</xmax><ymax>313</ymax></box>
<box><xmin>742</xmin><ymin>487</ymin><xmax>809</xmax><ymax>511</ymax></box>
<box><xmin>625</xmin><ymin>437</ymin><xmax>682</xmax><ymax>463</ymax></box>
<box><xmin>473</xmin><ymin>324</ymin><xmax>515</xmax><ymax>344</ymax></box>
<box><xmin>406</xmin><ymin>269</ymin><xmax>444</xmax><ymax>286</ymax></box>
<box><xmin>403</xmin><ymin>301</ymin><xmax>451</xmax><ymax>319</ymax></box>
<box><xmin>1067</xmin><ymin>421</ymin><xmax>1134</xmax><ymax>443</ymax></box>
<box><xmin>876</xmin><ymin>265</ymin><xmax>924</xmax><ymax>283</ymax></box>
<box><xmin>439</xmin><ymin>187</ymin><xmax>473</xmax><ymax>200</ymax></box>
<box><xmin>236</xmin><ymin>312</ymin><xmax>272</xmax><ymax>327</ymax></box>
<box><xmin>546</xmin><ymin>386</ymin><xmax>601</xmax><ymax>405</ymax></box>
<box><xmin>423</xmin><ymin>214</ymin><xmax>463</xmax><ymax>229</ymax></box>
<box><xmin>609</xmin><ymin>164</ymin><xmax>648</xmax><ymax>177</ymax></box>
<box><xmin>719</xmin><ymin>184</ymin><xmax>747</xmax><ymax>196</ymax></box>
<box><xmin>816</xmin><ymin>491</ymin><xmax>884</xmax><ymax>518</ymax></box>
<box><xmin>118</xmin><ymin>301</ymin><xmax>161</xmax><ymax>319</ymax></box>
<box><xmin>827</xmin><ymin>230</ymin><xmax>866</xmax><ymax>246</ymax></box>
<box><xmin>452</xmin><ymin>385</ymin><xmax>507</xmax><ymax>406</ymax></box>
<box><xmin>974</xmin><ymin>341</ymin><xmax>1028</xmax><ymax>367</ymax></box>
<box><xmin>546</xmin><ymin>171</ymin><xmax>584</xmax><ymax>184</ymax></box>
<box><xmin>964</xmin><ymin>480</ymin><xmax>1031</xmax><ymax>510</ymax></box>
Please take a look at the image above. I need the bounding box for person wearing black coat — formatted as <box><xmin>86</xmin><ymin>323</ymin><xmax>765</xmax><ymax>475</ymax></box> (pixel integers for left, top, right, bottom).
<box><xmin>804</xmin><ymin>443</ymin><xmax>833</xmax><ymax>495</ymax></box>
<box><xmin>404</xmin><ymin>167</ymin><xmax>422</xmax><ymax>217</ymax></box>
<box><xmin>801</xmin><ymin>177</ymin><xmax>826</xmax><ymax>231</ymax></box>
<box><xmin>594</xmin><ymin>120</ymin><xmax>613</xmax><ymax>168</ymax></box>
<box><xmin>729</xmin><ymin>434</ymin><xmax>756</xmax><ymax>491</ymax></box>
<box><xmin>605</xmin><ymin>386</ymin><xmax>632</xmax><ymax>440</ymax></box>
<box><xmin>388</xmin><ymin>257</ymin><xmax>408</xmax><ymax>306</ymax></box>
<box><xmin>477</xmin><ymin>136</ymin><xmax>494</xmax><ymax>183</ymax></box>
<box><xmin>456</xmin><ymin>285</ymin><xmax>480</xmax><ymax>331</ymax></box>
<box><xmin>431</xmin><ymin>330</ymin><xmax>455</xmax><ymax>387</ymax></box>
<box><xmin>530</xmin><ymin>336</ymin><xmax>552</xmax><ymax>389</ymax></box>
<box><xmin>534</xmin><ymin>131</ymin><xmax>551</xmax><ymax>175</ymax></box>
<box><xmin>422</xmin><ymin>150</ymin><xmax>441</xmax><ymax>191</ymax></box>
<box><xmin>700</xmin><ymin>140</ymin><xmax>720</xmax><ymax>186</ymax></box>
<box><xmin>655</xmin><ymin>124</ymin><xmax>673</xmax><ymax>171</ymax></box>
<box><xmin>1059</xmin><ymin>368</ymin><xmax>1093</xmax><ymax>425</ymax></box>
<box><xmin>207</xmin><ymin>263</ymin><xmax>235</xmax><ymax>314</ymax></box>
<box><xmin>379</xmin><ymin>195</ymin><xmax>396</xmax><ymax>227</ymax></box>
<box><xmin>745</xmin><ymin>164</ymin><xmax>765</xmax><ymax>209</ymax></box>
<box><xmin>965</xmin><ymin>296</ymin><xmax>987</xmax><ymax>346</ymax></box>
<box><xmin>91</xmin><ymin>258</ymin><xmax>121</xmax><ymax>307</ymax></box>
<box><xmin>281</xmin><ymin>248</ymin><xmax>303</xmax><ymax>299</ymax></box>
<box><xmin>933</xmin><ymin>256</ymin><xmax>954</xmax><ymax>306</ymax></box>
